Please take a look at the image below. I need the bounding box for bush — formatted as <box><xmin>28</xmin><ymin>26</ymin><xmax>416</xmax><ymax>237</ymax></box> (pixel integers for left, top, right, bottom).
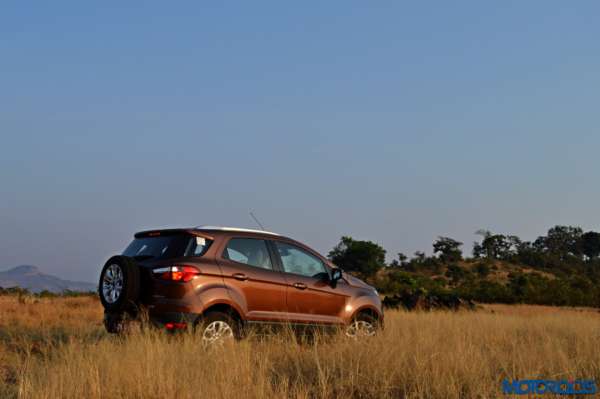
<box><xmin>475</xmin><ymin>262</ymin><xmax>491</xmax><ymax>277</ymax></box>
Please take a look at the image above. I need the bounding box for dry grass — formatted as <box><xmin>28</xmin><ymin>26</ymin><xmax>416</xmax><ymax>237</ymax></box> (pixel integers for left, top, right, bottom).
<box><xmin>1</xmin><ymin>296</ymin><xmax>599</xmax><ymax>398</ymax></box>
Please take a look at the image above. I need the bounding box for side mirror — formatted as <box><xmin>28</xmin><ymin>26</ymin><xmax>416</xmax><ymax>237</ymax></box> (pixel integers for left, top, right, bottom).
<box><xmin>330</xmin><ymin>268</ymin><xmax>343</xmax><ymax>286</ymax></box>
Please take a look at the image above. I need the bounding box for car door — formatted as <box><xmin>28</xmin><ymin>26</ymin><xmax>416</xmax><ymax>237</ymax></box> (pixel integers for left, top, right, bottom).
<box><xmin>271</xmin><ymin>240</ymin><xmax>348</xmax><ymax>325</ymax></box>
<box><xmin>216</xmin><ymin>237</ymin><xmax>288</xmax><ymax>322</ymax></box>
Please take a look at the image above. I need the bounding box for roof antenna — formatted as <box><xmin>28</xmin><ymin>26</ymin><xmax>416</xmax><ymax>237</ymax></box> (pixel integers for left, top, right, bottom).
<box><xmin>249</xmin><ymin>211</ymin><xmax>266</xmax><ymax>231</ymax></box>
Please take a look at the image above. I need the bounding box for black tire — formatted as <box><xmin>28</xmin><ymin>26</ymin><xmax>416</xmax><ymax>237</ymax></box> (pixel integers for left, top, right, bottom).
<box><xmin>196</xmin><ymin>311</ymin><xmax>242</xmax><ymax>343</ymax></box>
<box><xmin>358</xmin><ymin>312</ymin><xmax>379</xmax><ymax>327</ymax></box>
<box><xmin>98</xmin><ymin>256</ymin><xmax>140</xmax><ymax>313</ymax></box>
<box><xmin>104</xmin><ymin>312</ymin><xmax>127</xmax><ymax>334</ymax></box>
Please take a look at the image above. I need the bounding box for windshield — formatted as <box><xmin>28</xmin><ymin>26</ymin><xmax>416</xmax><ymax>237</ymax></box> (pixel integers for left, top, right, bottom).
<box><xmin>123</xmin><ymin>235</ymin><xmax>212</xmax><ymax>260</ymax></box>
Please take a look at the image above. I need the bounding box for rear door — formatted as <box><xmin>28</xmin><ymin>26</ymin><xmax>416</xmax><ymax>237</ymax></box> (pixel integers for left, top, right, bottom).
<box><xmin>271</xmin><ymin>240</ymin><xmax>348</xmax><ymax>325</ymax></box>
<box><xmin>216</xmin><ymin>237</ymin><xmax>288</xmax><ymax>322</ymax></box>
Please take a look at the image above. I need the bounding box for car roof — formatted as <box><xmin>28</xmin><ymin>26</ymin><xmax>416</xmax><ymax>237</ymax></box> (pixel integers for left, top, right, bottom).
<box><xmin>134</xmin><ymin>226</ymin><xmax>284</xmax><ymax>240</ymax></box>
<box><xmin>194</xmin><ymin>226</ymin><xmax>281</xmax><ymax>236</ymax></box>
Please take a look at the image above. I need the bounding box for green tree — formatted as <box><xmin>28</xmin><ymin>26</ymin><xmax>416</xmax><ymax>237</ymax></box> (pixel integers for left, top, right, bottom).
<box><xmin>413</xmin><ymin>251</ymin><xmax>426</xmax><ymax>263</ymax></box>
<box><xmin>389</xmin><ymin>252</ymin><xmax>408</xmax><ymax>268</ymax></box>
<box><xmin>581</xmin><ymin>231</ymin><xmax>600</xmax><ymax>261</ymax></box>
<box><xmin>534</xmin><ymin>225</ymin><xmax>583</xmax><ymax>260</ymax></box>
<box><xmin>328</xmin><ymin>236</ymin><xmax>386</xmax><ymax>278</ymax></box>
<box><xmin>473</xmin><ymin>230</ymin><xmax>520</xmax><ymax>260</ymax></box>
<box><xmin>433</xmin><ymin>237</ymin><xmax>463</xmax><ymax>263</ymax></box>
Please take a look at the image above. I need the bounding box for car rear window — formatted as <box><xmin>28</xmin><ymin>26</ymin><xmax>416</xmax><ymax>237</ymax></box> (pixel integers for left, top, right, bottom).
<box><xmin>123</xmin><ymin>234</ymin><xmax>212</xmax><ymax>260</ymax></box>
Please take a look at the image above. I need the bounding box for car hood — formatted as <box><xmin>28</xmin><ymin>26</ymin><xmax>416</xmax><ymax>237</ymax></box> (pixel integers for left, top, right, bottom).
<box><xmin>343</xmin><ymin>272</ymin><xmax>374</xmax><ymax>290</ymax></box>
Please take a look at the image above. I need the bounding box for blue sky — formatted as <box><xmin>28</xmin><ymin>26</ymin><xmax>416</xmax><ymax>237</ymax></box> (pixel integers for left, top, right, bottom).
<box><xmin>2</xmin><ymin>1</ymin><xmax>600</xmax><ymax>282</ymax></box>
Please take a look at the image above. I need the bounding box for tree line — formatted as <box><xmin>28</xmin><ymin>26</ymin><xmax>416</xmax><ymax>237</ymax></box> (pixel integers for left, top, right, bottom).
<box><xmin>329</xmin><ymin>225</ymin><xmax>600</xmax><ymax>308</ymax></box>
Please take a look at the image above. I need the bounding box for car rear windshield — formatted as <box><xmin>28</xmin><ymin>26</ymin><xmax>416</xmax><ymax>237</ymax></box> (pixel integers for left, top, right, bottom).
<box><xmin>123</xmin><ymin>234</ymin><xmax>212</xmax><ymax>260</ymax></box>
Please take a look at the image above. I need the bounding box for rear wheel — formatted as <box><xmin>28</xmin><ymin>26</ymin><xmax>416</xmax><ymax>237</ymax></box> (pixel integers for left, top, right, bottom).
<box><xmin>104</xmin><ymin>312</ymin><xmax>128</xmax><ymax>334</ymax></box>
<box><xmin>197</xmin><ymin>311</ymin><xmax>241</xmax><ymax>344</ymax></box>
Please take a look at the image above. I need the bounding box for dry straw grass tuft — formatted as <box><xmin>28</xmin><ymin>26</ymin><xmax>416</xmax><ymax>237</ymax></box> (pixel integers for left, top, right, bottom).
<box><xmin>1</xmin><ymin>296</ymin><xmax>599</xmax><ymax>398</ymax></box>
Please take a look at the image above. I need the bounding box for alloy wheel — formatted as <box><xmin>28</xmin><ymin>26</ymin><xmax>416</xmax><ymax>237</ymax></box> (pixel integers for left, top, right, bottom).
<box><xmin>345</xmin><ymin>320</ymin><xmax>376</xmax><ymax>338</ymax></box>
<box><xmin>202</xmin><ymin>321</ymin><xmax>234</xmax><ymax>344</ymax></box>
<box><xmin>102</xmin><ymin>264</ymin><xmax>124</xmax><ymax>304</ymax></box>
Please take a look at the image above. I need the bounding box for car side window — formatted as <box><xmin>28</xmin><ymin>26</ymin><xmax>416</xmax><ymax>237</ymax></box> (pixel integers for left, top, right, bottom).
<box><xmin>275</xmin><ymin>242</ymin><xmax>327</xmax><ymax>278</ymax></box>
<box><xmin>222</xmin><ymin>238</ymin><xmax>273</xmax><ymax>270</ymax></box>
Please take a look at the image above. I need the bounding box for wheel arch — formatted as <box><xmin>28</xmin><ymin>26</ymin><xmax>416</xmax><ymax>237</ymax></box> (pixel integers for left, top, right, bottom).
<box><xmin>351</xmin><ymin>305</ymin><xmax>384</xmax><ymax>324</ymax></box>
<box><xmin>200</xmin><ymin>301</ymin><xmax>244</xmax><ymax>324</ymax></box>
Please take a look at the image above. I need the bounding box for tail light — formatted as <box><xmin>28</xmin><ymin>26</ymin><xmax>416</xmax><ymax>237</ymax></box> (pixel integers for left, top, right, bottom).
<box><xmin>153</xmin><ymin>266</ymin><xmax>200</xmax><ymax>282</ymax></box>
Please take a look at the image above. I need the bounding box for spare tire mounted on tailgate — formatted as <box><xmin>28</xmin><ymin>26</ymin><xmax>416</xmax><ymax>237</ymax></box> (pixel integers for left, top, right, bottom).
<box><xmin>98</xmin><ymin>255</ymin><xmax>140</xmax><ymax>312</ymax></box>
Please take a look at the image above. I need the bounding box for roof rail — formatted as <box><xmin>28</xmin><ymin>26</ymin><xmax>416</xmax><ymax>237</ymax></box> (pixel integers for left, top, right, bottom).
<box><xmin>194</xmin><ymin>226</ymin><xmax>281</xmax><ymax>236</ymax></box>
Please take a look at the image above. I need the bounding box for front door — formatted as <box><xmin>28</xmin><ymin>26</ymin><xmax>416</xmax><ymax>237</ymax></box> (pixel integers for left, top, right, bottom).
<box><xmin>271</xmin><ymin>240</ymin><xmax>348</xmax><ymax>325</ymax></box>
<box><xmin>217</xmin><ymin>237</ymin><xmax>288</xmax><ymax>322</ymax></box>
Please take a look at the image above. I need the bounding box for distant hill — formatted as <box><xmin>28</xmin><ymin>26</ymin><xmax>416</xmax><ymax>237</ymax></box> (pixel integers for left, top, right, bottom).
<box><xmin>0</xmin><ymin>265</ymin><xmax>96</xmax><ymax>293</ymax></box>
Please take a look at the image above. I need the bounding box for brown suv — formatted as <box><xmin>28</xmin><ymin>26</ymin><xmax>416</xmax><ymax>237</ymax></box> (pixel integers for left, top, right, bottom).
<box><xmin>98</xmin><ymin>226</ymin><xmax>383</xmax><ymax>342</ymax></box>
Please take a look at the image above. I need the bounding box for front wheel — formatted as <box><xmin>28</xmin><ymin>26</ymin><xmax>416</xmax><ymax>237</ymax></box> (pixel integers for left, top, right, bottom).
<box><xmin>196</xmin><ymin>311</ymin><xmax>241</xmax><ymax>344</ymax></box>
<box><xmin>345</xmin><ymin>313</ymin><xmax>378</xmax><ymax>338</ymax></box>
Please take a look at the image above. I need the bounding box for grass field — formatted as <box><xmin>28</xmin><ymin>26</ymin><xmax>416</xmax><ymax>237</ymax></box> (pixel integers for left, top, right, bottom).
<box><xmin>0</xmin><ymin>296</ymin><xmax>599</xmax><ymax>398</ymax></box>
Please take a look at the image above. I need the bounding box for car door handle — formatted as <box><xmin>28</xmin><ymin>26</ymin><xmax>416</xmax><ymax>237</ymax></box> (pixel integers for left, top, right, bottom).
<box><xmin>232</xmin><ymin>273</ymin><xmax>248</xmax><ymax>281</ymax></box>
<box><xmin>292</xmin><ymin>282</ymin><xmax>307</xmax><ymax>290</ymax></box>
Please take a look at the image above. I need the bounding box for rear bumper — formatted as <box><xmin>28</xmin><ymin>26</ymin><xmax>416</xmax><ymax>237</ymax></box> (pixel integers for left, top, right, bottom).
<box><xmin>149</xmin><ymin>311</ymin><xmax>200</xmax><ymax>327</ymax></box>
